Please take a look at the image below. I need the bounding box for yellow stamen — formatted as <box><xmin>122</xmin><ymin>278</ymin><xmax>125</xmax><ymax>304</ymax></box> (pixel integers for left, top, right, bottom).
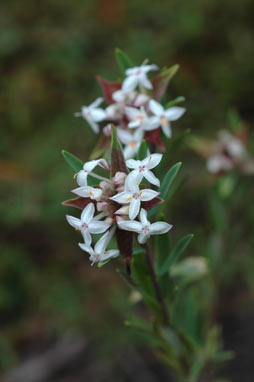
<box><xmin>73</xmin><ymin>173</ymin><xmax>78</xmax><ymax>179</ymax></box>
<box><xmin>75</xmin><ymin>227</ymin><xmax>80</xmax><ymax>231</ymax></box>
<box><xmin>89</xmin><ymin>191</ymin><xmax>93</xmax><ymax>197</ymax></box>
<box><xmin>137</xmin><ymin>115</ymin><xmax>143</xmax><ymax>122</ymax></box>
<box><xmin>138</xmin><ymin>192</ymin><xmax>143</xmax><ymax>197</ymax></box>
<box><xmin>126</xmin><ymin>196</ymin><xmax>132</xmax><ymax>202</ymax></box>
<box><xmin>161</xmin><ymin>117</ymin><xmax>168</xmax><ymax>126</ymax></box>
<box><xmin>128</xmin><ymin>141</ymin><xmax>136</xmax><ymax>148</ymax></box>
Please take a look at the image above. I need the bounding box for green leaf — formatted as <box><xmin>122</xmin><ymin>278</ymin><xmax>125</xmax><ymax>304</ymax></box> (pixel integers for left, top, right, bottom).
<box><xmin>115</xmin><ymin>48</ymin><xmax>134</xmax><ymax>75</ymax></box>
<box><xmin>110</xmin><ymin>125</ymin><xmax>128</xmax><ymax>177</ymax></box>
<box><xmin>137</xmin><ymin>140</ymin><xmax>148</xmax><ymax>160</ymax></box>
<box><xmin>165</xmin><ymin>96</ymin><xmax>185</xmax><ymax>108</ymax></box>
<box><xmin>62</xmin><ymin>150</ymin><xmax>84</xmax><ymax>172</ymax></box>
<box><xmin>149</xmin><ymin>162</ymin><xmax>182</xmax><ymax>217</ymax></box>
<box><xmin>152</xmin><ymin>64</ymin><xmax>179</xmax><ymax>101</ymax></box>
<box><xmin>159</xmin><ymin>234</ymin><xmax>194</xmax><ymax>277</ymax></box>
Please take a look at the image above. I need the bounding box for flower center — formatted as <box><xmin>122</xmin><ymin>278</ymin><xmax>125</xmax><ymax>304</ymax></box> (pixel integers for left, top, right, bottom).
<box><xmin>137</xmin><ymin>115</ymin><xmax>144</xmax><ymax>122</ymax></box>
<box><xmin>142</xmin><ymin>226</ymin><xmax>150</xmax><ymax>235</ymax></box>
<box><xmin>128</xmin><ymin>141</ymin><xmax>136</xmax><ymax>148</ymax></box>
<box><xmin>81</xmin><ymin>223</ymin><xmax>88</xmax><ymax>232</ymax></box>
<box><xmin>138</xmin><ymin>165</ymin><xmax>146</xmax><ymax>173</ymax></box>
<box><xmin>160</xmin><ymin>116</ymin><xmax>168</xmax><ymax>126</ymax></box>
<box><xmin>86</xmin><ymin>110</ymin><xmax>91</xmax><ymax>118</ymax></box>
<box><xmin>135</xmin><ymin>69</ymin><xmax>142</xmax><ymax>76</ymax></box>
<box><xmin>133</xmin><ymin>191</ymin><xmax>142</xmax><ymax>200</ymax></box>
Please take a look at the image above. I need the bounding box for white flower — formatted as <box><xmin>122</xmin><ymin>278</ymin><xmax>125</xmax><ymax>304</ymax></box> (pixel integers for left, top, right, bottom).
<box><xmin>76</xmin><ymin>159</ymin><xmax>109</xmax><ymax>187</ymax></box>
<box><xmin>125</xmin><ymin>106</ymin><xmax>158</xmax><ymax>131</ymax></box>
<box><xmin>112</xmin><ymin>89</ymin><xmax>149</xmax><ymax>107</ymax></box>
<box><xmin>79</xmin><ymin>230</ymin><xmax>119</xmax><ymax>265</ymax></box>
<box><xmin>149</xmin><ymin>99</ymin><xmax>186</xmax><ymax>138</ymax></box>
<box><xmin>117</xmin><ymin>128</ymin><xmax>144</xmax><ymax>159</ymax></box>
<box><xmin>126</xmin><ymin>154</ymin><xmax>162</xmax><ymax>187</ymax></box>
<box><xmin>66</xmin><ymin>203</ymin><xmax>110</xmax><ymax>245</ymax></box>
<box><xmin>218</xmin><ymin>130</ymin><xmax>246</xmax><ymax>159</ymax></box>
<box><xmin>118</xmin><ymin>208</ymin><xmax>172</xmax><ymax>244</ymax></box>
<box><xmin>72</xmin><ymin>185</ymin><xmax>103</xmax><ymax>201</ymax></box>
<box><xmin>110</xmin><ymin>181</ymin><xmax>159</xmax><ymax>220</ymax></box>
<box><xmin>206</xmin><ymin>155</ymin><xmax>233</xmax><ymax>173</ymax></box>
<box><xmin>122</xmin><ymin>64</ymin><xmax>159</xmax><ymax>93</ymax></box>
<box><xmin>75</xmin><ymin>97</ymin><xmax>106</xmax><ymax>134</ymax></box>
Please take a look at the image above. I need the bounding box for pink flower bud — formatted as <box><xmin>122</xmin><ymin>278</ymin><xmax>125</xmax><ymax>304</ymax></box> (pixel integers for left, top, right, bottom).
<box><xmin>113</xmin><ymin>172</ymin><xmax>127</xmax><ymax>187</ymax></box>
<box><xmin>115</xmin><ymin>206</ymin><xmax>129</xmax><ymax>215</ymax></box>
<box><xmin>103</xmin><ymin>124</ymin><xmax>112</xmax><ymax>137</ymax></box>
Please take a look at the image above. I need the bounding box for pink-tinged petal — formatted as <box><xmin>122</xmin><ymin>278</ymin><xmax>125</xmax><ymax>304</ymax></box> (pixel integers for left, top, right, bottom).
<box><xmin>143</xmin><ymin>153</ymin><xmax>162</xmax><ymax>169</ymax></box>
<box><xmin>165</xmin><ymin>107</ymin><xmax>186</xmax><ymax>121</ymax></box>
<box><xmin>88</xmin><ymin>221</ymin><xmax>110</xmax><ymax>234</ymax></box>
<box><xmin>137</xmin><ymin>232</ymin><xmax>149</xmax><ymax>244</ymax></box>
<box><xmin>76</xmin><ymin>170</ymin><xmax>88</xmax><ymax>187</ymax></box>
<box><xmin>122</xmin><ymin>76</ymin><xmax>139</xmax><ymax>92</ymax></box>
<box><xmin>118</xmin><ymin>220</ymin><xmax>143</xmax><ymax>233</ymax></box>
<box><xmin>145</xmin><ymin>128</ymin><xmax>166</xmax><ymax>152</ymax></box>
<box><xmin>150</xmin><ymin>222</ymin><xmax>173</xmax><ymax>234</ymax></box>
<box><xmin>98</xmin><ymin>159</ymin><xmax>110</xmax><ymax>171</ymax></box>
<box><xmin>82</xmin><ymin>230</ymin><xmax>92</xmax><ymax>245</ymax></box>
<box><xmin>78</xmin><ymin>242</ymin><xmax>93</xmax><ymax>254</ymax></box>
<box><xmin>62</xmin><ymin>197</ymin><xmax>96</xmax><ymax>211</ymax></box>
<box><xmin>140</xmin><ymin>189</ymin><xmax>160</xmax><ymax>201</ymax></box>
<box><xmin>129</xmin><ymin>198</ymin><xmax>141</xmax><ymax>220</ymax></box>
<box><xmin>139</xmin><ymin>208</ymin><xmax>149</xmax><ymax>226</ymax></box>
<box><xmin>126</xmin><ymin>159</ymin><xmax>140</xmax><ymax>169</ymax></box>
<box><xmin>149</xmin><ymin>99</ymin><xmax>164</xmax><ymax>116</ymax></box>
<box><xmin>144</xmin><ymin>170</ymin><xmax>160</xmax><ymax>187</ymax></box>
<box><xmin>66</xmin><ymin>215</ymin><xmax>81</xmax><ymax>229</ymax></box>
<box><xmin>96</xmin><ymin>76</ymin><xmax>122</xmax><ymax>104</ymax></box>
<box><xmin>161</xmin><ymin>122</ymin><xmax>172</xmax><ymax>138</ymax></box>
<box><xmin>110</xmin><ymin>191</ymin><xmax>132</xmax><ymax>204</ymax></box>
<box><xmin>81</xmin><ymin>203</ymin><xmax>95</xmax><ymax>223</ymax></box>
<box><xmin>142</xmin><ymin>196</ymin><xmax>164</xmax><ymax>211</ymax></box>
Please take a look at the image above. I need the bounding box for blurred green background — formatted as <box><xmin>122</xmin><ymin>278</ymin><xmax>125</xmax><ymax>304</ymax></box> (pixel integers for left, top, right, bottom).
<box><xmin>0</xmin><ymin>0</ymin><xmax>253</xmax><ymax>380</ymax></box>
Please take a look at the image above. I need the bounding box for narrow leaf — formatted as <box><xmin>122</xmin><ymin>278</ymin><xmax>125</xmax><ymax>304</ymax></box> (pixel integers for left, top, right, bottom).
<box><xmin>159</xmin><ymin>234</ymin><xmax>194</xmax><ymax>277</ymax></box>
<box><xmin>152</xmin><ymin>64</ymin><xmax>179</xmax><ymax>101</ymax></box>
<box><xmin>137</xmin><ymin>140</ymin><xmax>148</xmax><ymax>161</ymax></box>
<box><xmin>96</xmin><ymin>76</ymin><xmax>121</xmax><ymax>104</ymax></box>
<box><xmin>62</xmin><ymin>150</ymin><xmax>84</xmax><ymax>172</ymax></box>
<box><xmin>62</xmin><ymin>197</ymin><xmax>96</xmax><ymax>211</ymax></box>
<box><xmin>145</xmin><ymin>128</ymin><xmax>166</xmax><ymax>152</ymax></box>
<box><xmin>110</xmin><ymin>125</ymin><xmax>128</xmax><ymax>177</ymax></box>
<box><xmin>165</xmin><ymin>96</ymin><xmax>185</xmax><ymax>109</ymax></box>
<box><xmin>115</xmin><ymin>48</ymin><xmax>134</xmax><ymax>75</ymax></box>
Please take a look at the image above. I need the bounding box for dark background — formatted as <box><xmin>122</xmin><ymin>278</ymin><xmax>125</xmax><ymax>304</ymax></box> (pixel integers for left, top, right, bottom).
<box><xmin>0</xmin><ymin>1</ymin><xmax>253</xmax><ymax>381</ymax></box>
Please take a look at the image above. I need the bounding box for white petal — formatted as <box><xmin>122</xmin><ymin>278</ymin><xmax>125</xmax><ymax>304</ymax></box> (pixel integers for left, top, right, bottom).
<box><xmin>66</xmin><ymin>215</ymin><xmax>81</xmax><ymax>229</ymax></box>
<box><xmin>142</xmin><ymin>64</ymin><xmax>159</xmax><ymax>73</ymax></box>
<box><xmin>165</xmin><ymin>107</ymin><xmax>186</xmax><ymax>121</ymax></box>
<box><xmin>142</xmin><ymin>116</ymin><xmax>160</xmax><ymax>131</ymax></box>
<box><xmin>161</xmin><ymin>122</ymin><xmax>172</xmax><ymax>138</ymax></box>
<box><xmin>149</xmin><ymin>100</ymin><xmax>164</xmax><ymax>116</ymax></box>
<box><xmin>126</xmin><ymin>159</ymin><xmax>140</xmax><ymax>169</ymax></box>
<box><xmin>123</xmin><ymin>145</ymin><xmax>138</xmax><ymax>160</ymax></box>
<box><xmin>129</xmin><ymin>198</ymin><xmax>141</xmax><ymax>220</ymax></box>
<box><xmin>72</xmin><ymin>186</ymin><xmax>102</xmax><ymax>200</ymax></box>
<box><xmin>81</xmin><ymin>203</ymin><xmax>95</xmax><ymax>223</ymax></box>
<box><xmin>122</xmin><ymin>76</ymin><xmax>139</xmax><ymax>92</ymax></box>
<box><xmin>90</xmin><ymin>97</ymin><xmax>103</xmax><ymax>108</ymax></box>
<box><xmin>91</xmin><ymin>108</ymin><xmax>106</xmax><ymax>122</ymax></box>
<box><xmin>139</xmin><ymin>208</ymin><xmax>149</xmax><ymax>226</ymax></box>
<box><xmin>126</xmin><ymin>170</ymin><xmax>143</xmax><ymax>186</ymax></box>
<box><xmin>84</xmin><ymin>159</ymin><xmax>101</xmax><ymax>172</ymax></box>
<box><xmin>110</xmin><ymin>191</ymin><xmax>132</xmax><ymax>204</ymax></box>
<box><xmin>95</xmin><ymin>231</ymin><xmax>110</xmax><ymax>254</ymax></box>
<box><xmin>139</xmin><ymin>74</ymin><xmax>153</xmax><ymax>89</ymax></box>
<box><xmin>101</xmin><ymin>250</ymin><xmax>119</xmax><ymax>261</ymax></box>
<box><xmin>125</xmin><ymin>67</ymin><xmax>138</xmax><ymax>76</ymax></box>
<box><xmin>76</xmin><ymin>170</ymin><xmax>88</xmax><ymax>187</ymax></box>
<box><xmin>88</xmin><ymin>221</ymin><xmax>110</xmax><ymax>234</ymax></box>
<box><xmin>143</xmin><ymin>170</ymin><xmax>160</xmax><ymax>186</ymax></box>
<box><xmin>128</xmin><ymin>120</ymin><xmax>140</xmax><ymax>129</ymax></box>
<box><xmin>82</xmin><ymin>230</ymin><xmax>92</xmax><ymax>245</ymax></box>
<box><xmin>78</xmin><ymin>242</ymin><xmax>93</xmax><ymax>254</ymax></box>
<box><xmin>118</xmin><ymin>220</ymin><xmax>143</xmax><ymax>233</ymax></box>
<box><xmin>125</xmin><ymin>176</ymin><xmax>139</xmax><ymax>194</ymax></box>
<box><xmin>137</xmin><ymin>232</ymin><xmax>149</xmax><ymax>244</ymax></box>
<box><xmin>143</xmin><ymin>153</ymin><xmax>162</xmax><ymax>169</ymax></box>
<box><xmin>87</xmin><ymin>119</ymin><xmax>100</xmax><ymax>134</ymax></box>
<box><xmin>125</xmin><ymin>106</ymin><xmax>140</xmax><ymax>121</ymax></box>
<box><xmin>117</xmin><ymin>128</ymin><xmax>132</xmax><ymax>144</ymax></box>
<box><xmin>140</xmin><ymin>189</ymin><xmax>160</xmax><ymax>201</ymax></box>
<box><xmin>150</xmin><ymin>222</ymin><xmax>173</xmax><ymax>234</ymax></box>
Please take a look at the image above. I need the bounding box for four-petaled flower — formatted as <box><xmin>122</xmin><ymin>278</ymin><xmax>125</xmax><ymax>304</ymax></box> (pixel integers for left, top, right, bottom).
<box><xmin>125</xmin><ymin>106</ymin><xmax>158</xmax><ymax>132</ymax></box>
<box><xmin>118</xmin><ymin>208</ymin><xmax>172</xmax><ymax>244</ymax></box>
<box><xmin>149</xmin><ymin>99</ymin><xmax>186</xmax><ymax>138</ymax></box>
<box><xmin>117</xmin><ymin>128</ymin><xmax>144</xmax><ymax>159</ymax></box>
<box><xmin>76</xmin><ymin>159</ymin><xmax>109</xmax><ymax>187</ymax></box>
<box><xmin>110</xmin><ymin>180</ymin><xmax>159</xmax><ymax>220</ymax></box>
<box><xmin>79</xmin><ymin>230</ymin><xmax>119</xmax><ymax>265</ymax></box>
<box><xmin>66</xmin><ymin>203</ymin><xmax>110</xmax><ymax>245</ymax></box>
<box><xmin>126</xmin><ymin>154</ymin><xmax>162</xmax><ymax>187</ymax></box>
<box><xmin>72</xmin><ymin>185</ymin><xmax>103</xmax><ymax>200</ymax></box>
<box><xmin>75</xmin><ymin>97</ymin><xmax>106</xmax><ymax>133</ymax></box>
<box><xmin>122</xmin><ymin>64</ymin><xmax>159</xmax><ymax>93</ymax></box>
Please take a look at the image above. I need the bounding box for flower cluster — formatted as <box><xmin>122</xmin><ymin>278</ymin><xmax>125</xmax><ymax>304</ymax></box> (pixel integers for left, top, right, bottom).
<box><xmin>64</xmin><ymin>152</ymin><xmax>172</xmax><ymax>266</ymax></box>
<box><xmin>75</xmin><ymin>62</ymin><xmax>186</xmax><ymax>159</ymax></box>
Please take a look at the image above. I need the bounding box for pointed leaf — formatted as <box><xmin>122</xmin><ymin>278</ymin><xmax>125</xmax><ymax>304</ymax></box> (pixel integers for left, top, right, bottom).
<box><xmin>96</xmin><ymin>76</ymin><xmax>122</xmax><ymax>104</ymax></box>
<box><xmin>89</xmin><ymin>134</ymin><xmax>110</xmax><ymax>160</ymax></box>
<box><xmin>142</xmin><ymin>197</ymin><xmax>164</xmax><ymax>211</ymax></box>
<box><xmin>115</xmin><ymin>228</ymin><xmax>133</xmax><ymax>267</ymax></box>
<box><xmin>115</xmin><ymin>48</ymin><xmax>134</xmax><ymax>75</ymax></box>
<box><xmin>137</xmin><ymin>140</ymin><xmax>148</xmax><ymax>161</ymax></box>
<box><xmin>62</xmin><ymin>197</ymin><xmax>96</xmax><ymax>211</ymax></box>
<box><xmin>110</xmin><ymin>125</ymin><xmax>128</xmax><ymax>177</ymax></box>
<box><xmin>159</xmin><ymin>234</ymin><xmax>194</xmax><ymax>277</ymax></box>
<box><xmin>165</xmin><ymin>96</ymin><xmax>185</xmax><ymax>109</ymax></box>
<box><xmin>62</xmin><ymin>150</ymin><xmax>84</xmax><ymax>172</ymax></box>
<box><xmin>151</xmin><ymin>64</ymin><xmax>179</xmax><ymax>101</ymax></box>
<box><xmin>145</xmin><ymin>128</ymin><xmax>166</xmax><ymax>152</ymax></box>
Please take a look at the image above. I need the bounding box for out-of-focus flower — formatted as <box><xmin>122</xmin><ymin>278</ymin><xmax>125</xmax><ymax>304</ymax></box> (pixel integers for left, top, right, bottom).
<box><xmin>79</xmin><ymin>229</ymin><xmax>119</xmax><ymax>265</ymax></box>
<box><xmin>122</xmin><ymin>64</ymin><xmax>159</xmax><ymax>93</ymax></box>
<box><xmin>76</xmin><ymin>159</ymin><xmax>109</xmax><ymax>187</ymax></box>
<box><xmin>118</xmin><ymin>208</ymin><xmax>172</xmax><ymax>244</ymax></box>
<box><xmin>149</xmin><ymin>100</ymin><xmax>186</xmax><ymax>138</ymax></box>
<box><xmin>72</xmin><ymin>186</ymin><xmax>103</xmax><ymax>200</ymax></box>
<box><xmin>126</xmin><ymin>154</ymin><xmax>162</xmax><ymax>187</ymax></box>
<box><xmin>125</xmin><ymin>106</ymin><xmax>158</xmax><ymax>131</ymax></box>
<box><xmin>117</xmin><ymin>128</ymin><xmax>144</xmax><ymax>159</ymax></box>
<box><xmin>75</xmin><ymin>97</ymin><xmax>106</xmax><ymax>133</ymax></box>
<box><xmin>66</xmin><ymin>203</ymin><xmax>110</xmax><ymax>245</ymax></box>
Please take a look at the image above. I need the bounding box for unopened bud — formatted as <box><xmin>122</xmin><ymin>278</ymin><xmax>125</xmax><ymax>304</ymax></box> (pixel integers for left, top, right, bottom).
<box><xmin>103</xmin><ymin>124</ymin><xmax>112</xmax><ymax>136</ymax></box>
<box><xmin>105</xmin><ymin>217</ymin><xmax>113</xmax><ymax>225</ymax></box>
<box><xmin>115</xmin><ymin>206</ymin><xmax>129</xmax><ymax>215</ymax></box>
<box><xmin>113</xmin><ymin>172</ymin><xmax>127</xmax><ymax>187</ymax></box>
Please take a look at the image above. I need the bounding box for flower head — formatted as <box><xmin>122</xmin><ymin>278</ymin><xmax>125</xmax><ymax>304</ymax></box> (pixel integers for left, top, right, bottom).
<box><xmin>125</xmin><ymin>106</ymin><xmax>158</xmax><ymax>132</ymax></box>
<box><xmin>75</xmin><ymin>97</ymin><xmax>106</xmax><ymax>133</ymax></box>
<box><xmin>126</xmin><ymin>154</ymin><xmax>162</xmax><ymax>187</ymax></box>
<box><xmin>122</xmin><ymin>64</ymin><xmax>159</xmax><ymax>93</ymax></box>
<box><xmin>76</xmin><ymin>159</ymin><xmax>109</xmax><ymax>187</ymax></box>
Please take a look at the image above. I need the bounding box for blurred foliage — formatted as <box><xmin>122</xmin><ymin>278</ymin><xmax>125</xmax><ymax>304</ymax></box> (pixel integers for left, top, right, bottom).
<box><xmin>0</xmin><ymin>0</ymin><xmax>253</xmax><ymax>378</ymax></box>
